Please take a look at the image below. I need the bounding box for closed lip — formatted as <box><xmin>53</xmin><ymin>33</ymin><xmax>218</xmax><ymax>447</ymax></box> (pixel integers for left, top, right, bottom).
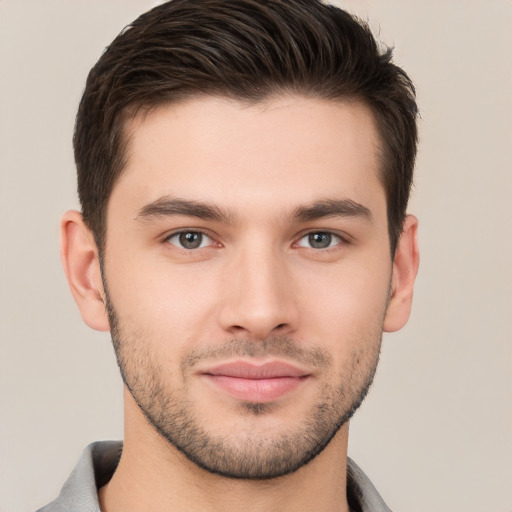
<box><xmin>200</xmin><ymin>360</ymin><xmax>310</xmax><ymax>379</ymax></box>
<box><xmin>199</xmin><ymin>360</ymin><xmax>312</xmax><ymax>402</ymax></box>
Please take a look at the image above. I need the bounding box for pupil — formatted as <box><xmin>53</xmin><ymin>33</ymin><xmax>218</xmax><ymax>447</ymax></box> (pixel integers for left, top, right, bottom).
<box><xmin>179</xmin><ymin>232</ymin><xmax>202</xmax><ymax>249</ymax></box>
<box><xmin>309</xmin><ymin>232</ymin><xmax>331</xmax><ymax>249</ymax></box>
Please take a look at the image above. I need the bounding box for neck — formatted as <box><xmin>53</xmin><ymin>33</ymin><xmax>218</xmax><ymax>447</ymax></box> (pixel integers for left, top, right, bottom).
<box><xmin>99</xmin><ymin>391</ymin><xmax>351</xmax><ymax>512</ymax></box>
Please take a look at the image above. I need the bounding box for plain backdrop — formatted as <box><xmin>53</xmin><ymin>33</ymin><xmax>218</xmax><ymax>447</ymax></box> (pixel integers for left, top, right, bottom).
<box><xmin>1</xmin><ymin>1</ymin><xmax>511</xmax><ymax>511</ymax></box>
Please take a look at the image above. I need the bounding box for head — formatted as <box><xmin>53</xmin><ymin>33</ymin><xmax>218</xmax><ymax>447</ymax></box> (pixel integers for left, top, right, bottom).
<box><xmin>63</xmin><ymin>0</ymin><xmax>419</xmax><ymax>481</ymax></box>
<box><xmin>74</xmin><ymin>0</ymin><xmax>418</xmax><ymax>256</ymax></box>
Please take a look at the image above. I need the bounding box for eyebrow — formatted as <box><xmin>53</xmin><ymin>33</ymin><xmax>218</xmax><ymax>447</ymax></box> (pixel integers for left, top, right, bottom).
<box><xmin>291</xmin><ymin>198</ymin><xmax>373</xmax><ymax>223</ymax></box>
<box><xmin>136</xmin><ymin>197</ymin><xmax>235</xmax><ymax>223</ymax></box>
<box><xmin>136</xmin><ymin>196</ymin><xmax>372</xmax><ymax>224</ymax></box>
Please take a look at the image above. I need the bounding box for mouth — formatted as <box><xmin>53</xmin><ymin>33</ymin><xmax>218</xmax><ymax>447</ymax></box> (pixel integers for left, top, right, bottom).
<box><xmin>200</xmin><ymin>361</ymin><xmax>311</xmax><ymax>403</ymax></box>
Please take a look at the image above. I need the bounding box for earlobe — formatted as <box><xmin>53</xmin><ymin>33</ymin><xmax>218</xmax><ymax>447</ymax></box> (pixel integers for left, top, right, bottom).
<box><xmin>60</xmin><ymin>210</ymin><xmax>110</xmax><ymax>332</ymax></box>
<box><xmin>383</xmin><ymin>214</ymin><xmax>420</xmax><ymax>333</ymax></box>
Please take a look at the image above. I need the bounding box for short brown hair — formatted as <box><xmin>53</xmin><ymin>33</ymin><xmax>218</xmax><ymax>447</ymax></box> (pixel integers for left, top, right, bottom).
<box><xmin>74</xmin><ymin>0</ymin><xmax>418</xmax><ymax>253</ymax></box>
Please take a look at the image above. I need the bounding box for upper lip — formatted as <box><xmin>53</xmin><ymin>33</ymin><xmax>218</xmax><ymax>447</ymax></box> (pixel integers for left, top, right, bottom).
<box><xmin>201</xmin><ymin>361</ymin><xmax>310</xmax><ymax>379</ymax></box>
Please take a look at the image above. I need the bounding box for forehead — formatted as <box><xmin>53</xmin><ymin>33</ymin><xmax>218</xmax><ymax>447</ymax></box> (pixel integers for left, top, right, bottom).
<box><xmin>110</xmin><ymin>95</ymin><xmax>385</xmax><ymax>220</ymax></box>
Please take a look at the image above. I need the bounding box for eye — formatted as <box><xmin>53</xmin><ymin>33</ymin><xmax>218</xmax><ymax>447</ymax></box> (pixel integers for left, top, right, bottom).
<box><xmin>167</xmin><ymin>231</ymin><xmax>213</xmax><ymax>250</ymax></box>
<box><xmin>297</xmin><ymin>232</ymin><xmax>343</xmax><ymax>249</ymax></box>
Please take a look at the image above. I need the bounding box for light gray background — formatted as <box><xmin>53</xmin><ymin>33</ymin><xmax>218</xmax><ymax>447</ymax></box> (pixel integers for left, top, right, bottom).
<box><xmin>1</xmin><ymin>1</ymin><xmax>511</xmax><ymax>511</ymax></box>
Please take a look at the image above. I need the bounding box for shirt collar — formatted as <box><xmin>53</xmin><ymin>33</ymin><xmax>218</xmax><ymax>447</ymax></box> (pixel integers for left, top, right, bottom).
<box><xmin>38</xmin><ymin>441</ymin><xmax>391</xmax><ymax>512</ymax></box>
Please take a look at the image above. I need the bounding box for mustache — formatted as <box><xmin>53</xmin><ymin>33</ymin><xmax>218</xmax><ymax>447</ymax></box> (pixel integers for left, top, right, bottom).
<box><xmin>181</xmin><ymin>336</ymin><xmax>332</xmax><ymax>371</ymax></box>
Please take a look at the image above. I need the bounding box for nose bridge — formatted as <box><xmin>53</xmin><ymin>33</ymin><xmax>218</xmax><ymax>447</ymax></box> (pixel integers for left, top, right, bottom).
<box><xmin>218</xmin><ymin>237</ymin><xmax>298</xmax><ymax>338</ymax></box>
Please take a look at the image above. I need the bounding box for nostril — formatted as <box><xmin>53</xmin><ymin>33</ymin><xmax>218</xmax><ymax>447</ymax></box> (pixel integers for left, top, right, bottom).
<box><xmin>275</xmin><ymin>323</ymin><xmax>286</xmax><ymax>329</ymax></box>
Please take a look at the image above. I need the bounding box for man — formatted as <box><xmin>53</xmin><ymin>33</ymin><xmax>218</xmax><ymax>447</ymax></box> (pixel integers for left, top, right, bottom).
<box><xmin>39</xmin><ymin>0</ymin><xmax>419</xmax><ymax>510</ymax></box>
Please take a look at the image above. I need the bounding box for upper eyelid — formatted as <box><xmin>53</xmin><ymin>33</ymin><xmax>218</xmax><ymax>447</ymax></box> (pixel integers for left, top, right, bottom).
<box><xmin>294</xmin><ymin>228</ymin><xmax>350</xmax><ymax>243</ymax></box>
<box><xmin>160</xmin><ymin>228</ymin><xmax>350</xmax><ymax>247</ymax></box>
<box><xmin>163</xmin><ymin>228</ymin><xmax>215</xmax><ymax>241</ymax></box>
<box><xmin>296</xmin><ymin>231</ymin><xmax>343</xmax><ymax>247</ymax></box>
<box><xmin>164</xmin><ymin>230</ymin><xmax>218</xmax><ymax>252</ymax></box>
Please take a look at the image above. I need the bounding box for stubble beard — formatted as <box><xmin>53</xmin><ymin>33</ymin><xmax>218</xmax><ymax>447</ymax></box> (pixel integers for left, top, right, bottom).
<box><xmin>105</xmin><ymin>293</ymin><xmax>382</xmax><ymax>480</ymax></box>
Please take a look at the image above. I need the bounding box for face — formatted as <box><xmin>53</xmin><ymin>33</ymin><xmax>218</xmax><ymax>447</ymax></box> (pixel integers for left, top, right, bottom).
<box><xmin>102</xmin><ymin>95</ymin><xmax>393</xmax><ymax>479</ymax></box>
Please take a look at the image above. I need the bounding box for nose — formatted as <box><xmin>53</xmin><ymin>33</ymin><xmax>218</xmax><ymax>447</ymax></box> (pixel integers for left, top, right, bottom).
<box><xmin>217</xmin><ymin>245</ymin><xmax>299</xmax><ymax>340</ymax></box>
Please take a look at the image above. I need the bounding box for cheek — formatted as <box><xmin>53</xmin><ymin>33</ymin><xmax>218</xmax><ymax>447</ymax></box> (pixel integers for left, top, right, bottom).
<box><xmin>298</xmin><ymin>259</ymin><xmax>391</xmax><ymax>347</ymax></box>
<box><xmin>105</xmin><ymin>253</ymin><xmax>222</xmax><ymax>345</ymax></box>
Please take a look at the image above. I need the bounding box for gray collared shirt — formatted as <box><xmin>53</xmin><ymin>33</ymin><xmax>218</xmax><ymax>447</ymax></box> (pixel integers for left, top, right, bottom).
<box><xmin>37</xmin><ymin>441</ymin><xmax>392</xmax><ymax>512</ymax></box>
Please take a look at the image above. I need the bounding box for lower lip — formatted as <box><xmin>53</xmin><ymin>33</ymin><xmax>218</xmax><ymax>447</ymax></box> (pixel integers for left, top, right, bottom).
<box><xmin>203</xmin><ymin>375</ymin><xmax>307</xmax><ymax>403</ymax></box>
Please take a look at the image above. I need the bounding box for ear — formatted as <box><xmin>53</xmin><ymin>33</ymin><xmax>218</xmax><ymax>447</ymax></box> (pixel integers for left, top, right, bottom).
<box><xmin>383</xmin><ymin>214</ymin><xmax>420</xmax><ymax>332</ymax></box>
<box><xmin>60</xmin><ymin>210</ymin><xmax>110</xmax><ymax>332</ymax></box>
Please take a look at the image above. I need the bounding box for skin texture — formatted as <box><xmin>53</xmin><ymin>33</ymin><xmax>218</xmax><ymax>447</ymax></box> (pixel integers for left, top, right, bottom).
<box><xmin>61</xmin><ymin>95</ymin><xmax>419</xmax><ymax>512</ymax></box>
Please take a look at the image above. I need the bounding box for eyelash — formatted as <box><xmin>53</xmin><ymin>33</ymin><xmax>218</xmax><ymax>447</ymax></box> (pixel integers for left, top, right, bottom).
<box><xmin>164</xmin><ymin>229</ymin><xmax>348</xmax><ymax>252</ymax></box>
<box><xmin>165</xmin><ymin>230</ymin><xmax>216</xmax><ymax>251</ymax></box>
<box><xmin>295</xmin><ymin>231</ymin><xmax>345</xmax><ymax>250</ymax></box>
